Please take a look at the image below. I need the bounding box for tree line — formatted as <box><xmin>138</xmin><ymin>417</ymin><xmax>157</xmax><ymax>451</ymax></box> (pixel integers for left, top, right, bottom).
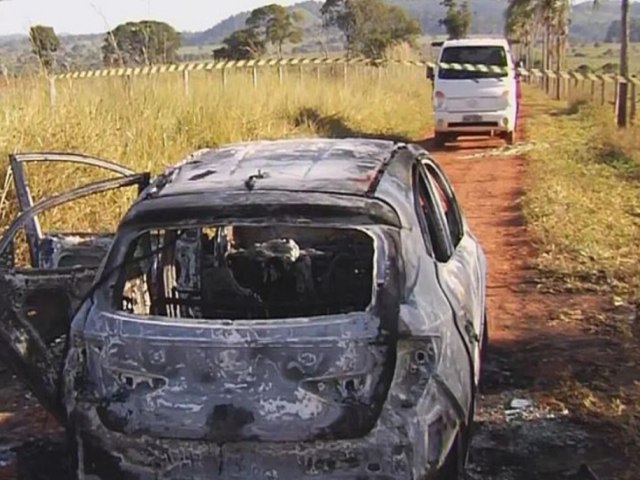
<box><xmin>215</xmin><ymin>0</ymin><xmax>473</xmax><ymax>60</ymax></box>
<box><xmin>505</xmin><ymin>0</ymin><xmax>631</xmax><ymax>127</ymax></box>
<box><xmin>26</xmin><ymin>0</ymin><xmax>475</xmax><ymax>73</ymax></box>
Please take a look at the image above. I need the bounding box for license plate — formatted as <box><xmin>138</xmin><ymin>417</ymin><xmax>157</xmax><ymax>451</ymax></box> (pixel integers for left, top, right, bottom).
<box><xmin>462</xmin><ymin>115</ymin><xmax>482</xmax><ymax>123</ymax></box>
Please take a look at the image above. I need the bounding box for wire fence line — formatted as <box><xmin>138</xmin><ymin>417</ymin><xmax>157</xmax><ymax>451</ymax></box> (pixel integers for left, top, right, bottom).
<box><xmin>26</xmin><ymin>55</ymin><xmax>640</xmax><ymax>123</ymax></box>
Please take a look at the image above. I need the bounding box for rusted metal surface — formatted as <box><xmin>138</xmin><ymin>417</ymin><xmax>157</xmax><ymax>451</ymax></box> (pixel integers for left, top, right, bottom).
<box><xmin>0</xmin><ymin>140</ymin><xmax>487</xmax><ymax>479</ymax></box>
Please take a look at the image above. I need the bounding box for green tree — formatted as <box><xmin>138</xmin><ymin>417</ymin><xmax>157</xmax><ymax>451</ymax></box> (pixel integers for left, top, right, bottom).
<box><xmin>213</xmin><ymin>28</ymin><xmax>266</xmax><ymax>60</ymax></box>
<box><xmin>246</xmin><ymin>4</ymin><xmax>304</xmax><ymax>57</ymax></box>
<box><xmin>102</xmin><ymin>20</ymin><xmax>181</xmax><ymax>67</ymax></box>
<box><xmin>505</xmin><ymin>0</ymin><xmax>570</xmax><ymax>95</ymax></box>
<box><xmin>321</xmin><ymin>0</ymin><xmax>421</xmax><ymax>59</ymax></box>
<box><xmin>29</xmin><ymin>25</ymin><xmax>60</xmax><ymax>73</ymax></box>
<box><xmin>440</xmin><ymin>0</ymin><xmax>472</xmax><ymax>40</ymax></box>
<box><xmin>605</xmin><ymin>18</ymin><xmax>640</xmax><ymax>43</ymax></box>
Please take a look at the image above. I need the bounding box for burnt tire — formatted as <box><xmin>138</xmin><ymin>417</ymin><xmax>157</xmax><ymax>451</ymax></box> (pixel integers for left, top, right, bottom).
<box><xmin>434</xmin><ymin>432</ymin><xmax>468</xmax><ymax>480</ymax></box>
<box><xmin>478</xmin><ymin>309</ymin><xmax>490</xmax><ymax>395</ymax></box>
<box><xmin>16</xmin><ymin>440</ymin><xmax>70</xmax><ymax>480</ymax></box>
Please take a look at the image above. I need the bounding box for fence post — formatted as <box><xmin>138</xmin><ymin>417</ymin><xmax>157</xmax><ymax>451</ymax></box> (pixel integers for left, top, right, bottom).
<box><xmin>601</xmin><ymin>79</ymin><xmax>606</xmax><ymax>106</ymax></box>
<box><xmin>252</xmin><ymin>67</ymin><xmax>258</xmax><ymax>90</ymax></box>
<box><xmin>183</xmin><ymin>69</ymin><xmax>190</xmax><ymax>97</ymax></box>
<box><xmin>343</xmin><ymin>62</ymin><xmax>348</xmax><ymax>85</ymax></box>
<box><xmin>316</xmin><ymin>66</ymin><xmax>321</xmax><ymax>82</ymax></box>
<box><xmin>278</xmin><ymin>66</ymin><xmax>284</xmax><ymax>86</ymax></box>
<box><xmin>124</xmin><ymin>73</ymin><xmax>134</xmax><ymax>98</ymax></box>
<box><xmin>47</xmin><ymin>76</ymin><xmax>56</xmax><ymax>107</ymax></box>
<box><xmin>299</xmin><ymin>65</ymin><xmax>304</xmax><ymax>84</ymax></box>
<box><xmin>222</xmin><ymin>67</ymin><xmax>228</xmax><ymax>91</ymax></box>
<box><xmin>631</xmin><ymin>80</ymin><xmax>637</xmax><ymax>125</ymax></box>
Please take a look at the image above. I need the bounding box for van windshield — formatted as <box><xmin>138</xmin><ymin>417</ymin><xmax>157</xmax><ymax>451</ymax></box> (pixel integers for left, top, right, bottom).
<box><xmin>438</xmin><ymin>46</ymin><xmax>509</xmax><ymax>80</ymax></box>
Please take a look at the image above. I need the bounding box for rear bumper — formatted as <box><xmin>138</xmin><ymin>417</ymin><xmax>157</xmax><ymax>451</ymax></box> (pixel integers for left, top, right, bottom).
<box><xmin>76</xmin><ymin>422</ymin><xmax>416</xmax><ymax>480</ymax></box>
<box><xmin>66</xmin><ymin>335</ymin><xmax>465</xmax><ymax>480</ymax></box>
<box><xmin>435</xmin><ymin>110</ymin><xmax>515</xmax><ymax>134</ymax></box>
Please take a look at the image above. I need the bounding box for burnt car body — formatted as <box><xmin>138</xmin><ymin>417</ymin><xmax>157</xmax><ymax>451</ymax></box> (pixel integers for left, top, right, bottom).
<box><xmin>0</xmin><ymin>140</ymin><xmax>487</xmax><ymax>480</ymax></box>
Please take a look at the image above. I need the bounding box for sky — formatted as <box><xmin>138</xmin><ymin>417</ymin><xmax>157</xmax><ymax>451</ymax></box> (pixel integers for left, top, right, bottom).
<box><xmin>0</xmin><ymin>0</ymin><xmax>299</xmax><ymax>36</ymax></box>
<box><xmin>0</xmin><ymin>0</ymin><xmax>624</xmax><ymax>37</ymax></box>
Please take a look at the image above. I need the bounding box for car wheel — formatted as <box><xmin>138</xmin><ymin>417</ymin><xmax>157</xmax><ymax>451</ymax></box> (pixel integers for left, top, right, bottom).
<box><xmin>16</xmin><ymin>439</ymin><xmax>70</xmax><ymax>480</ymax></box>
<box><xmin>434</xmin><ymin>431</ymin><xmax>468</xmax><ymax>480</ymax></box>
<box><xmin>480</xmin><ymin>309</ymin><xmax>489</xmax><ymax>367</ymax></box>
<box><xmin>478</xmin><ymin>309</ymin><xmax>489</xmax><ymax>394</ymax></box>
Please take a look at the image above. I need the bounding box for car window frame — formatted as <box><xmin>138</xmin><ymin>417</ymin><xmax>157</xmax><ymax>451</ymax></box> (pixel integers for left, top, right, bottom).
<box><xmin>422</xmin><ymin>159</ymin><xmax>465</xmax><ymax>249</ymax></box>
<box><xmin>412</xmin><ymin>162</ymin><xmax>453</xmax><ymax>263</ymax></box>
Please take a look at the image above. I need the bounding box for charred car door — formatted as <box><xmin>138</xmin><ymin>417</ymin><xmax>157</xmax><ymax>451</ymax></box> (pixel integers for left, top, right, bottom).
<box><xmin>0</xmin><ymin>153</ymin><xmax>149</xmax><ymax>422</ymax></box>
<box><xmin>421</xmin><ymin>158</ymin><xmax>486</xmax><ymax>387</ymax></box>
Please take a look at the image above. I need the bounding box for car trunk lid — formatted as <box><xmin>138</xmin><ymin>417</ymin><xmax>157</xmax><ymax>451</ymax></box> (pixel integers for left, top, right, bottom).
<box><xmin>72</xmin><ymin>224</ymin><xmax>402</xmax><ymax>442</ymax></box>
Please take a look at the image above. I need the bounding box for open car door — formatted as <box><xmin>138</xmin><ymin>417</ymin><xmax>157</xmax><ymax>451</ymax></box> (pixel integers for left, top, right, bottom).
<box><xmin>0</xmin><ymin>152</ymin><xmax>149</xmax><ymax>423</ymax></box>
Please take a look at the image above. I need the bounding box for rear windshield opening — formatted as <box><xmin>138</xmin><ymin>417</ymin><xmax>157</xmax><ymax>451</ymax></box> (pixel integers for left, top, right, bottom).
<box><xmin>115</xmin><ymin>225</ymin><xmax>374</xmax><ymax>320</ymax></box>
<box><xmin>438</xmin><ymin>46</ymin><xmax>509</xmax><ymax>79</ymax></box>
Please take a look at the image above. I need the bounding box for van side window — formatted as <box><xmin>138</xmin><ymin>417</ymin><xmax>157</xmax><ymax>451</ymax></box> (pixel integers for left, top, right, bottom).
<box><xmin>412</xmin><ymin>165</ymin><xmax>452</xmax><ymax>262</ymax></box>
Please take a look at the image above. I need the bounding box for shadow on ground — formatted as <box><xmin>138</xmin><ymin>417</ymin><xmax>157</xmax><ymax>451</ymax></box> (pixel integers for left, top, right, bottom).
<box><xmin>293</xmin><ymin>107</ymin><xmax>511</xmax><ymax>156</ymax></box>
<box><xmin>293</xmin><ymin>108</ymin><xmax>411</xmax><ymax>143</ymax></box>
<box><xmin>468</xmin><ymin>321</ymin><xmax>634</xmax><ymax>480</ymax></box>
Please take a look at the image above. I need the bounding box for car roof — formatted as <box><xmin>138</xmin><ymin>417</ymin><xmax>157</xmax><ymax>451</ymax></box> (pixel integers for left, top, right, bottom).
<box><xmin>153</xmin><ymin>138</ymin><xmax>401</xmax><ymax>198</ymax></box>
<box><xmin>441</xmin><ymin>37</ymin><xmax>511</xmax><ymax>49</ymax></box>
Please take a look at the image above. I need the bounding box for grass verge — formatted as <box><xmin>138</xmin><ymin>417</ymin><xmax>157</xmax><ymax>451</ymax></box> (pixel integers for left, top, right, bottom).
<box><xmin>524</xmin><ymin>89</ymin><xmax>640</xmax><ymax>478</ymax></box>
<box><xmin>524</xmin><ymin>92</ymin><xmax>640</xmax><ymax>300</ymax></box>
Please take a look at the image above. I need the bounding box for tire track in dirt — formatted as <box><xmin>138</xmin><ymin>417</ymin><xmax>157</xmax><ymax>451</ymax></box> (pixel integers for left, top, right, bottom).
<box><xmin>421</xmin><ymin>106</ymin><xmax>627</xmax><ymax>479</ymax></box>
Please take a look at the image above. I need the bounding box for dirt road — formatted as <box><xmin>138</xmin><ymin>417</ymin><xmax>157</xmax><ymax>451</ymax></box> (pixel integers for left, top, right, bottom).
<box><xmin>425</xmin><ymin>108</ymin><xmax>629</xmax><ymax>479</ymax></box>
<box><xmin>0</xmin><ymin>104</ymin><xmax>630</xmax><ymax>479</ymax></box>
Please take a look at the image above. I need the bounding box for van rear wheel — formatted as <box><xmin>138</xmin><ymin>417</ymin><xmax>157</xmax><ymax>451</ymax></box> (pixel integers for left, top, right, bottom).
<box><xmin>433</xmin><ymin>132</ymin><xmax>450</xmax><ymax>148</ymax></box>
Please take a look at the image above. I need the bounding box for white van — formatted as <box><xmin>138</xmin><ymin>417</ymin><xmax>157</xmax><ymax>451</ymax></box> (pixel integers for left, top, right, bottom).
<box><xmin>429</xmin><ymin>38</ymin><xmax>519</xmax><ymax>146</ymax></box>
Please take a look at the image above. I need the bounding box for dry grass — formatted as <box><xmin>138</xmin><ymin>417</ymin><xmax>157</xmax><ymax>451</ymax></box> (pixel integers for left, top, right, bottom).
<box><xmin>0</xmin><ymin>65</ymin><xmax>431</xmax><ymax>234</ymax></box>
<box><xmin>524</xmin><ymin>88</ymin><xmax>640</xmax><ymax>478</ymax></box>
<box><xmin>523</xmin><ymin>91</ymin><xmax>640</xmax><ymax>299</ymax></box>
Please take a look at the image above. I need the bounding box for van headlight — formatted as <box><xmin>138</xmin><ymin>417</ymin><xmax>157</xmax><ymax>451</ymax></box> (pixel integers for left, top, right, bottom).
<box><xmin>434</xmin><ymin>91</ymin><xmax>446</xmax><ymax>111</ymax></box>
<box><xmin>501</xmin><ymin>90</ymin><xmax>511</xmax><ymax>107</ymax></box>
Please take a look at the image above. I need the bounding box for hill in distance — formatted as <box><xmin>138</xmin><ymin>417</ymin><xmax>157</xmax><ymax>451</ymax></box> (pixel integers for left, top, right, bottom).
<box><xmin>182</xmin><ymin>0</ymin><xmax>635</xmax><ymax>47</ymax></box>
<box><xmin>0</xmin><ymin>0</ymin><xmax>634</xmax><ymax>72</ymax></box>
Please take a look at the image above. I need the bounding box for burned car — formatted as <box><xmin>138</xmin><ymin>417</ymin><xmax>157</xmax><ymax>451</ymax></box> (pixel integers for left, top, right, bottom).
<box><xmin>0</xmin><ymin>140</ymin><xmax>487</xmax><ymax>480</ymax></box>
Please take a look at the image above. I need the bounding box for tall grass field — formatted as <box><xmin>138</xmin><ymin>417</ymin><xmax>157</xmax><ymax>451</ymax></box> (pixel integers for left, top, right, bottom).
<box><xmin>0</xmin><ymin>66</ymin><xmax>431</xmax><ymax>235</ymax></box>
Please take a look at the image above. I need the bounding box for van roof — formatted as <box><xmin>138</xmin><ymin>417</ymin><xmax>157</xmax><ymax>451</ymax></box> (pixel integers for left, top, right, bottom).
<box><xmin>441</xmin><ymin>37</ymin><xmax>511</xmax><ymax>49</ymax></box>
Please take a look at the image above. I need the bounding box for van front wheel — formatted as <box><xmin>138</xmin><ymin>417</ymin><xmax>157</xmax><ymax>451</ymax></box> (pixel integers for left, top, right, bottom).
<box><xmin>505</xmin><ymin>131</ymin><xmax>516</xmax><ymax>145</ymax></box>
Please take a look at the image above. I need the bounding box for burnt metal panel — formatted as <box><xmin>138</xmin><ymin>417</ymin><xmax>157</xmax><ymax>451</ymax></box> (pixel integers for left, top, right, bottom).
<box><xmin>10</xmin><ymin>152</ymin><xmax>137</xmax><ymax>176</ymax></box>
<box><xmin>0</xmin><ymin>268</ymin><xmax>97</xmax><ymax>422</ymax></box>
<box><xmin>7</xmin><ymin>152</ymin><xmax>145</xmax><ymax>268</ymax></box>
<box><xmin>0</xmin><ymin>173</ymin><xmax>150</xmax><ymax>258</ymax></box>
<box><xmin>9</xmin><ymin>155</ymin><xmax>41</xmax><ymax>266</ymax></box>
<box><xmin>152</xmin><ymin>138</ymin><xmax>398</xmax><ymax>198</ymax></box>
<box><xmin>119</xmin><ymin>190</ymin><xmax>403</xmax><ymax>230</ymax></box>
